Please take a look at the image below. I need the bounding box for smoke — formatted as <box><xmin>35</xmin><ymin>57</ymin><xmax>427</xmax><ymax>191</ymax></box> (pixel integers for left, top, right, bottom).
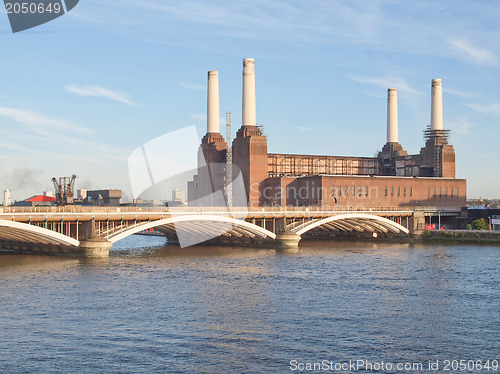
<box><xmin>78</xmin><ymin>176</ymin><xmax>94</xmax><ymax>190</ymax></box>
<box><xmin>0</xmin><ymin>168</ymin><xmax>46</xmax><ymax>201</ymax></box>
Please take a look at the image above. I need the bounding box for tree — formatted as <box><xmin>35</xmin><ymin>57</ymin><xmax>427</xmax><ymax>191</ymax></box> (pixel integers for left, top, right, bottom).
<box><xmin>472</xmin><ymin>218</ymin><xmax>490</xmax><ymax>231</ymax></box>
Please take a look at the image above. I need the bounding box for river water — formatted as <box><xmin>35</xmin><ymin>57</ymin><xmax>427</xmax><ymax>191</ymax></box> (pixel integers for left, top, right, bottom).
<box><xmin>0</xmin><ymin>237</ymin><xmax>499</xmax><ymax>373</ymax></box>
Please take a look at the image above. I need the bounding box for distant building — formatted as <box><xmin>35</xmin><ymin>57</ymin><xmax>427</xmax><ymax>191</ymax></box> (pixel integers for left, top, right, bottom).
<box><xmin>13</xmin><ymin>195</ymin><xmax>56</xmax><ymax>207</ymax></box>
<box><xmin>172</xmin><ymin>188</ymin><xmax>185</xmax><ymax>203</ymax></box>
<box><xmin>492</xmin><ymin>215</ymin><xmax>500</xmax><ymax>231</ymax></box>
<box><xmin>84</xmin><ymin>189</ymin><xmax>122</xmax><ymax>206</ymax></box>
<box><xmin>3</xmin><ymin>189</ymin><xmax>11</xmax><ymax>206</ymax></box>
<box><xmin>77</xmin><ymin>189</ymin><xmax>87</xmax><ymax>200</ymax></box>
<box><xmin>43</xmin><ymin>190</ymin><xmax>53</xmax><ymax>197</ymax></box>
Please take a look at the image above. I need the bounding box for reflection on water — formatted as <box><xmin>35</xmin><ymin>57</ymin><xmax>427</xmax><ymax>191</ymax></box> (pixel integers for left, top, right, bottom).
<box><xmin>1</xmin><ymin>237</ymin><xmax>499</xmax><ymax>373</ymax></box>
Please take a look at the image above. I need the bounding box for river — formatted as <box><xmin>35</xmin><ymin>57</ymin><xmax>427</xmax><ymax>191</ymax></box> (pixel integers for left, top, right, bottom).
<box><xmin>0</xmin><ymin>237</ymin><xmax>499</xmax><ymax>373</ymax></box>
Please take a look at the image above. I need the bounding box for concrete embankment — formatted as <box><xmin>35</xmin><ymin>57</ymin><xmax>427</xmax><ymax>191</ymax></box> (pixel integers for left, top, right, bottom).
<box><xmin>420</xmin><ymin>230</ymin><xmax>500</xmax><ymax>245</ymax></box>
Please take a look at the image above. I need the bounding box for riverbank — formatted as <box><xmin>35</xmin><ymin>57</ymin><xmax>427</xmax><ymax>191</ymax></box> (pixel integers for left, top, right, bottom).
<box><xmin>421</xmin><ymin>229</ymin><xmax>500</xmax><ymax>244</ymax></box>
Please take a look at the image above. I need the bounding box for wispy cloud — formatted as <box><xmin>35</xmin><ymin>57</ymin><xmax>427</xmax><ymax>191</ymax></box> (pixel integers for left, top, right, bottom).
<box><xmin>180</xmin><ymin>82</ymin><xmax>206</xmax><ymax>92</ymax></box>
<box><xmin>447</xmin><ymin>116</ymin><xmax>476</xmax><ymax>135</ymax></box>
<box><xmin>0</xmin><ymin>92</ymin><xmax>22</xmax><ymax>106</ymax></box>
<box><xmin>190</xmin><ymin>113</ymin><xmax>206</xmax><ymax>121</ymax></box>
<box><xmin>449</xmin><ymin>39</ymin><xmax>498</xmax><ymax>65</ymax></box>
<box><xmin>349</xmin><ymin>75</ymin><xmax>419</xmax><ymax>95</ymax></box>
<box><xmin>296</xmin><ymin>126</ymin><xmax>311</xmax><ymax>131</ymax></box>
<box><xmin>465</xmin><ymin>103</ymin><xmax>500</xmax><ymax>116</ymax></box>
<box><xmin>444</xmin><ymin>87</ymin><xmax>479</xmax><ymax>100</ymax></box>
<box><xmin>64</xmin><ymin>84</ymin><xmax>137</xmax><ymax>106</ymax></box>
<box><xmin>0</xmin><ymin>107</ymin><xmax>91</xmax><ymax>134</ymax></box>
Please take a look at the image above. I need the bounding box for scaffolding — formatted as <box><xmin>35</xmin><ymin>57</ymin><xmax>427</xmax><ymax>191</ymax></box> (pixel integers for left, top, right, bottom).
<box><xmin>225</xmin><ymin>111</ymin><xmax>232</xmax><ymax>209</ymax></box>
<box><xmin>423</xmin><ymin>126</ymin><xmax>450</xmax><ymax>177</ymax></box>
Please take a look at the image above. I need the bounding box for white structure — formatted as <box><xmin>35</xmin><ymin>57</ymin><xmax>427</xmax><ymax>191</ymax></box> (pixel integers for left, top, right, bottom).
<box><xmin>207</xmin><ymin>71</ymin><xmax>220</xmax><ymax>133</ymax></box>
<box><xmin>492</xmin><ymin>215</ymin><xmax>500</xmax><ymax>231</ymax></box>
<box><xmin>431</xmin><ymin>78</ymin><xmax>444</xmax><ymax>131</ymax></box>
<box><xmin>172</xmin><ymin>188</ymin><xmax>185</xmax><ymax>203</ymax></box>
<box><xmin>78</xmin><ymin>189</ymin><xmax>87</xmax><ymax>200</ymax></box>
<box><xmin>43</xmin><ymin>190</ymin><xmax>53</xmax><ymax>197</ymax></box>
<box><xmin>3</xmin><ymin>189</ymin><xmax>11</xmax><ymax>206</ymax></box>
<box><xmin>242</xmin><ymin>58</ymin><xmax>256</xmax><ymax>126</ymax></box>
<box><xmin>387</xmin><ymin>88</ymin><xmax>398</xmax><ymax>143</ymax></box>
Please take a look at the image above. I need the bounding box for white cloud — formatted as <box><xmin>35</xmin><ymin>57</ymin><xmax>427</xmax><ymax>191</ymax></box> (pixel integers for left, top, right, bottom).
<box><xmin>447</xmin><ymin>116</ymin><xmax>476</xmax><ymax>135</ymax></box>
<box><xmin>0</xmin><ymin>107</ymin><xmax>91</xmax><ymax>134</ymax></box>
<box><xmin>190</xmin><ymin>113</ymin><xmax>206</xmax><ymax>121</ymax></box>
<box><xmin>443</xmin><ymin>87</ymin><xmax>478</xmax><ymax>100</ymax></box>
<box><xmin>180</xmin><ymin>82</ymin><xmax>206</xmax><ymax>92</ymax></box>
<box><xmin>465</xmin><ymin>103</ymin><xmax>500</xmax><ymax>116</ymax></box>
<box><xmin>296</xmin><ymin>126</ymin><xmax>311</xmax><ymax>131</ymax></box>
<box><xmin>349</xmin><ymin>75</ymin><xmax>419</xmax><ymax>95</ymax></box>
<box><xmin>64</xmin><ymin>84</ymin><xmax>137</xmax><ymax>106</ymax></box>
<box><xmin>449</xmin><ymin>39</ymin><xmax>498</xmax><ymax>65</ymax></box>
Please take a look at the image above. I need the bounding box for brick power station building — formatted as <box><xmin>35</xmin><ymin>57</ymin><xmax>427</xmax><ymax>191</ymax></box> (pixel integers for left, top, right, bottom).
<box><xmin>188</xmin><ymin>59</ymin><xmax>466</xmax><ymax>209</ymax></box>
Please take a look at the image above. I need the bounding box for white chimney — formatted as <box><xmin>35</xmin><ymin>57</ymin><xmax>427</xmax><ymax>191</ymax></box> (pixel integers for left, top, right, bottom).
<box><xmin>242</xmin><ymin>58</ymin><xmax>256</xmax><ymax>126</ymax></box>
<box><xmin>207</xmin><ymin>71</ymin><xmax>220</xmax><ymax>133</ymax></box>
<box><xmin>431</xmin><ymin>78</ymin><xmax>443</xmax><ymax>131</ymax></box>
<box><xmin>387</xmin><ymin>88</ymin><xmax>398</xmax><ymax>143</ymax></box>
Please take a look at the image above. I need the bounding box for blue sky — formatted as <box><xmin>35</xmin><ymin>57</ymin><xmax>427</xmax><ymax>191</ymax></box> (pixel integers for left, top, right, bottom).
<box><xmin>1</xmin><ymin>0</ymin><xmax>499</xmax><ymax>201</ymax></box>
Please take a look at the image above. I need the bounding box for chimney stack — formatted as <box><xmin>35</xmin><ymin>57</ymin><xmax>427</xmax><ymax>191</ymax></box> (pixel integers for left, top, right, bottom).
<box><xmin>207</xmin><ymin>71</ymin><xmax>220</xmax><ymax>133</ymax></box>
<box><xmin>387</xmin><ymin>88</ymin><xmax>398</xmax><ymax>143</ymax></box>
<box><xmin>431</xmin><ymin>78</ymin><xmax>443</xmax><ymax>131</ymax></box>
<box><xmin>242</xmin><ymin>58</ymin><xmax>256</xmax><ymax>126</ymax></box>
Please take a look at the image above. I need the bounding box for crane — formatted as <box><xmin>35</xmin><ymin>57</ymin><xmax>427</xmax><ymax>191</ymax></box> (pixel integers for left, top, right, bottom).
<box><xmin>52</xmin><ymin>175</ymin><xmax>77</xmax><ymax>206</ymax></box>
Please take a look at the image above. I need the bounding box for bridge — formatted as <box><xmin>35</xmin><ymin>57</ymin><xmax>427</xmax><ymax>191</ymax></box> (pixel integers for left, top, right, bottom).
<box><xmin>0</xmin><ymin>206</ymin><xmax>458</xmax><ymax>257</ymax></box>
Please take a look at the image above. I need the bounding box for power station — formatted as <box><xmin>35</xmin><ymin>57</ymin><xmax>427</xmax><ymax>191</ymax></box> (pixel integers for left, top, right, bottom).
<box><xmin>188</xmin><ymin>58</ymin><xmax>466</xmax><ymax>209</ymax></box>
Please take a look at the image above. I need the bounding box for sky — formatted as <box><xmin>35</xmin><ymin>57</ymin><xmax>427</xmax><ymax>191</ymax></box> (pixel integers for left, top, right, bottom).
<box><xmin>1</xmin><ymin>0</ymin><xmax>499</xmax><ymax>201</ymax></box>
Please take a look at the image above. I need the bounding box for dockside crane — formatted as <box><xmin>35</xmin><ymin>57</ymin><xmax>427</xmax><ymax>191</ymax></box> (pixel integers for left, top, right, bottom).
<box><xmin>52</xmin><ymin>175</ymin><xmax>77</xmax><ymax>206</ymax></box>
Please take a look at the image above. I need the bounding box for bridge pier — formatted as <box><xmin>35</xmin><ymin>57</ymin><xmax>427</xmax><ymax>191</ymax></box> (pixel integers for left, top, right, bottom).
<box><xmin>275</xmin><ymin>231</ymin><xmax>301</xmax><ymax>249</ymax></box>
<box><xmin>77</xmin><ymin>237</ymin><xmax>113</xmax><ymax>258</ymax></box>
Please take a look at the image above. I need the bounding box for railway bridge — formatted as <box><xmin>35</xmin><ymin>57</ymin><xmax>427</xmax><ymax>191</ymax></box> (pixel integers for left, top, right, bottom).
<box><xmin>0</xmin><ymin>206</ymin><xmax>457</xmax><ymax>257</ymax></box>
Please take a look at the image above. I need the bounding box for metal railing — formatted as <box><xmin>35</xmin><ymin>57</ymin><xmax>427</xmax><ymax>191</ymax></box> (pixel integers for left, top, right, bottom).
<box><xmin>0</xmin><ymin>205</ymin><xmax>426</xmax><ymax>215</ymax></box>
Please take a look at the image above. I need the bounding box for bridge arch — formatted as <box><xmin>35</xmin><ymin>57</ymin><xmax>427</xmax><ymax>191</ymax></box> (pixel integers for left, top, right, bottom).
<box><xmin>292</xmin><ymin>213</ymin><xmax>409</xmax><ymax>236</ymax></box>
<box><xmin>109</xmin><ymin>214</ymin><xmax>277</xmax><ymax>244</ymax></box>
<box><xmin>0</xmin><ymin>220</ymin><xmax>79</xmax><ymax>247</ymax></box>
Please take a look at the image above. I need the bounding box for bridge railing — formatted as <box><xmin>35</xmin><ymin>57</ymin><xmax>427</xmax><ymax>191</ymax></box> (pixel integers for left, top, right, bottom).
<box><xmin>0</xmin><ymin>205</ymin><xmax>441</xmax><ymax>215</ymax></box>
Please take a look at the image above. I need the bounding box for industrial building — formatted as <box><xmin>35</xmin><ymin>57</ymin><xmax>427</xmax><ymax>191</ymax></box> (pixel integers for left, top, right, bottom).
<box><xmin>13</xmin><ymin>195</ymin><xmax>56</xmax><ymax>207</ymax></box>
<box><xmin>84</xmin><ymin>189</ymin><xmax>122</xmax><ymax>207</ymax></box>
<box><xmin>188</xmin><ymin>58</ymin><xmax>466</xmax><ymax>208</ymax></box>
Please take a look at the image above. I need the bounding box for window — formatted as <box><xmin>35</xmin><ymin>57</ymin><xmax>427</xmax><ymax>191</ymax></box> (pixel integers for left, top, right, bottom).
<box><xmin>434</xmin><ymin>187</ymin><xmax>437</xmax><ymax>196</ymax></box>
<box><xmin>451</xmin><ymin>187</ymin><xmax>453</xmax><ymax>197</ymax></box>
<box><xmin>358</xmin><ymin>187</ymin><xmax>362</xmax><ymax>196</ymax></box>
<box><xmin>456</xmin><ymin>187</ymin><xmax>459</xmax><ymax>196</ymax></box>
<box><xmin>440</xmin><ymin>187</ymin><xmax>442</xmax><ymax>197</ymax></box>
<box><xmin>410</xmin><ymin>187</ymin><xmax>413</xmax><ymax>197</ymax></box>
<box><xmin>352</xmin><ymin>186</ymin><xmax>355</xmax><ymax>196</ymax></box>
<box><xmin>397</xmin><ymin>187</ymin><xmax>400</xmax><ymax>196</ymax></box>
<box><xmin>445</xmin><ymin>187</ymin><xmax>448</xmax><ymax>196</ymax></box>
<box><xmin>365</xmin><ymin>186</ymin><xmax>369</xmax><ymax>197</ymax></box>
<box><xmin>331</xmin><ymin>186</ymin><xmax>335</xmax><ymax>196</ymax></box>
<box><xmin>428</xmin><ymin>187</ymin><xmax>430</xmax><ymax>197</ymax></box>
<box><xmin>339</xmin><ymin>186</ymin><xmax>342</xmax><ymax>196</ymax></box>
<box><xmin>403</xmin><ymin>187</ymin><xmax>406</xmax><ymax>197</ymax></box>
<box><xmin>385</xmin><ymin>186</ymin><xmax>388</xmax><ymax>197</ymax></box>
<box><xmin>391</xmin><ymin>187</ymin><xmax>394</xmax><ymax>196</ymax></box>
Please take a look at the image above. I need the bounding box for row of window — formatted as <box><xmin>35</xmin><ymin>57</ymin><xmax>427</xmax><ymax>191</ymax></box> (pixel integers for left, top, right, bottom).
<box><xmin>384</xmin><ymin>186</ymin><xmax>412</xmax><ymax>197</ymax></box>
<box><xmin>427</xmin><ymin>186</ymin><xmax>459</xmax><ymax>198</ymax></box>
<box><xmin>330</xmin><ymin>186</ymin><xmax>389</xmax><ymax>197</ymax></box>
<box><xmin>330</xmin><ymin>185</ymin><xmax>459</xmax><ymax>198</ymax></box>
